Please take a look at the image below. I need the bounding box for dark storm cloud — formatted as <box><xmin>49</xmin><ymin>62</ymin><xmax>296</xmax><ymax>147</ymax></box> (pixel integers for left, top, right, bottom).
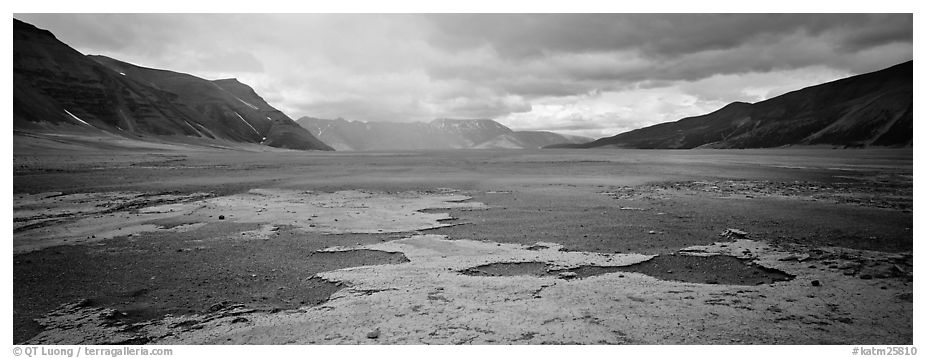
<box><xmin>837</xmin><ymin>14</ymin><xmax>914</xmax><ymax>51</ymax></box>
<box><xmin>425</xmin><ymin>13</ymin><xmax>912</xmax><ymax>81</ymax></box>
<box><xmin>17</xmin><ymin>13</ymin><xmax>194</xmax><ymax>54</ymax></box>
<box><xmin>425</xmin><ymin>14</ymin><xmax>911</xmax><ymax>59</ymax></box>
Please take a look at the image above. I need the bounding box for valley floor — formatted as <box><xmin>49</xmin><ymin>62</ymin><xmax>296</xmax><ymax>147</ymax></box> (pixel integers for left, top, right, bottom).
<box><xmin>12</xmin><ymin>136</ymin><xmax>913</xmax><ymax>344</ymax></box>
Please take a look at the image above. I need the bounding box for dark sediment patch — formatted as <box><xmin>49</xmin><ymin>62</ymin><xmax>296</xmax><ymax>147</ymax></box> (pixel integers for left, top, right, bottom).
<box><xmin>462</xmin><ymin>262</ymin><xmax>550</xmax><ymax>277</ymax></box>
<box><xmin>461</xmin><ymin>261</ymin><xmax>624</xmax><ymax>280</ymax></box>
<box><xmin>431</xmin><ymin>184</ymin><xmax>912</xmax><ymax>255</ymax></box>
<box><xmin>460</xmin><ymin>254</ymin><xmax>794</xmax><ymax>285</ymax></box>
<box><xmin>617</xmin><ymin>254</ymin><xmax>794</xmax><ymax>285</ymax></box>
<box><xmin>308</xmin><ymin>249</ymin><xmax>410</xmax><ymax>266</ymax></box>
<box><xmin>460</xmin><ymin>261</ymin><xmax>624</xmax><ymax>280</ymax></box>
<box><xmin>13</xmin><ymin>224</ymin><xmax>409</xmax><ymax>344</ymax></box>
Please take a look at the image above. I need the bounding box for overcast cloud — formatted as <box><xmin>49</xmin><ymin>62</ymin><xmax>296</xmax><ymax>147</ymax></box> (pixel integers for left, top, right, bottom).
<box><xmin>15</xmin><ymin>13</ymin><xmax>913</xmax><ymax>138</ymax></box>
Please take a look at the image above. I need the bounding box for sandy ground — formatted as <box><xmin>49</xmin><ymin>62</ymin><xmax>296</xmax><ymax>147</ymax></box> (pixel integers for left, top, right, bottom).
<box><xmin>13</xmin><ymin>135</ymin><xmax>913</xmax><ymax>344</ymax></box>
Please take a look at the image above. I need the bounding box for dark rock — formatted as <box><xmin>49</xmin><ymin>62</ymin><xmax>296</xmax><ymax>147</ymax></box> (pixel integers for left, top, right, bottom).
<box><xmin>218</xmin><ymin>215</ymin><xmax>225</xmax><ymax>220</ymax></box>
<box><xmin>208</xmin><ymin>302</ymin><xmax>228</xmax><ymax>312</ymax></box>
<box><xmin>367</xmin><ymin>328</ymin><xmax>380</xmax><ymax>339</ymax></box>
<box><xmin>811</xmin><ymin>280</ymin><xmax>821</xmax><ymax>287</ymax></box>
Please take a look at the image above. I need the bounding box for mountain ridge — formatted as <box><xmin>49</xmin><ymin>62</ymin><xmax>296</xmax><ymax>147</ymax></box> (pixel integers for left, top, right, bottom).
<box><xmin>296</xmin><ymin>117</ymin><xmax>591</xmax><ymax>151</ymax></box>
<box><xmin>13</xmin><ymin>18</ymin><xmax>332</xmax><ymax>151</ymax></box>
<box><xmin>549</xmin><ymin>61</ymin><xmax>912</xmax><ymax>149</ymax></box>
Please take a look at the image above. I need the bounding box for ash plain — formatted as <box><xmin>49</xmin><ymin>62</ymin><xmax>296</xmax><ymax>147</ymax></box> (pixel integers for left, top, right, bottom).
<box><xmin>13</xmin><ymin>139</ymin><xmax>913</xmax><ymax>344</ymax></box>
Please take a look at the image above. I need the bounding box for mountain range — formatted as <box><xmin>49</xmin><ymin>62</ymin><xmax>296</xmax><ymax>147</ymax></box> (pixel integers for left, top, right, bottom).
<box><xmin>550</xmin><ymin>61</ymin><xmax>912</xmax><ymax>149</ymax></box>
<box><xmin>296</xmin><ymin>117</ymin><xmax>591</xmax><ymax>151</ymax></box>
<box><xmin>14</xmin><ymin>17</ymin><xmax>912</xmax><ymax>153</ymax></box>
<box><xmin>14</xmin><ymin>18</ymin><xmax>332</xmax><ymax>151</ymax></box>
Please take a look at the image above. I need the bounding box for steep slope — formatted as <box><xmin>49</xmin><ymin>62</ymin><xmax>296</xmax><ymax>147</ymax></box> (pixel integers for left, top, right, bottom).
<box><xmin>297</xmin><ymin>117</ymin><xmax>590</xmax><ymax>151</ymax></box>
<box><xmin>90</xmin><ymin>56</ymin><xmax>333</xmax><ymax>151</ymax></box>
<box><xmin>13</xmin><ymin>18</ymin><xmax>331</xmax><ymax>151</ymax></box>
<box><xmin>14</xmin><ymin>19</ymin><xmax>205</xmax><ymax>137</ymax></box>
<box><xmin>554</xmin><ymin>61</ymin><xmax>912</xmax><ymax>149</ymax></box>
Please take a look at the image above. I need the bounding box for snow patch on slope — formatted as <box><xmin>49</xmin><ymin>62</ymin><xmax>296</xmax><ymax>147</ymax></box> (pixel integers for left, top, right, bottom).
<box><xmin>63</xmin><ymin>110</ymin><xmax>93</xmax><ymax>127</ymax></box>
<box><xmin>234</xmin><ymin>97</ymin><xmax>259</xmax><ymax>110</ymax></box>
<box><xmin>233</xmin><ymin>112</ymin><xmax>261</xmax><ymax>136</ymax></box>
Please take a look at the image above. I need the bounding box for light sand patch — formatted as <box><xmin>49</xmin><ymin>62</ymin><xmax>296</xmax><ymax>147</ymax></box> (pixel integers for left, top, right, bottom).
<box><xmin>231</xmin><ymin>224</ymin><xmax>281</xmax><ymax>241</ymax></box>
<box><xmin>14</xmin><ymin>192</ymin><xmax>213</xmax><ymax>254</ymax></box>
<box><xmin>13</xmin><ymin>191</ymin><xmax>212</xmax><ymax>231</ymax></box>
<box><xmin>14</xmin><ymin>189</ymin><xmax>485</xmax><ymax>253</ymax></box>
<box><xmin>26</xmin><ymin>236</ymin><xmax>911</xmax><ymax>344</ymax></box>
<box><xmin>169</xmin><ymin>189</ymin><xmax>485</xmax><ymax>234</ymax></box>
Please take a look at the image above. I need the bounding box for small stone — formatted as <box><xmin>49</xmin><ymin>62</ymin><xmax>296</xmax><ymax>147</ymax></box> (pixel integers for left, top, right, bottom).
<box><xmin>859</xmin><ymin>274</ymin><xmax>873</xmax><ymax>280</ymax></box>
<box><xmin>720</xmin><ymin>228</ymin><xmax>749</xmax><ymax>240</ymax></box>
<box><xmin>231</xmin><ymin>317</ymin><xmax>249</xmax><ymax>324</ymax></box>
<box><xmin>811</xmin><ymin>280</ymin><xmax>821</xmax><ymax>287</ymax></box>
<box><xmin>218</xmin><ymin>215</ymin><xmax>225</xmax><ymax>220</ymax></box>
<box><xmin>558</xmin><ymin>271</ymin><xmax>577</xmax><ymax>279</ymax></box>
<box><xmin>367</xmin><ymin>328</ymin><xmax>380</xmax><ymax>339</ymax></box>
<box><xmin>666</xmin><ymin>270</ymin><xmax>673</xmax><ymax>274</ymax></box>
<box><xmin>76</xmin><ymin>298</ymin><xmax>94</xmax><ymax>307</ymax></box>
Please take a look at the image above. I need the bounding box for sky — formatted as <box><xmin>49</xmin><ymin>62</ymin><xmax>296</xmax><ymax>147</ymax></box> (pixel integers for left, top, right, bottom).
<box><xmin>15</xmin><ymin>13</ymin><xmax>913</xmax><ymax>138</ymax></box>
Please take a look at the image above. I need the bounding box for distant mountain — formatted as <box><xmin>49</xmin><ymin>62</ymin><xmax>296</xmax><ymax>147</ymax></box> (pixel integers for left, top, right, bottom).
<box><xmin>13</xmin><ymin>18</ymin><xmax>332</xmax><ymax>151</ymax></box>
<box><xmin>429</xmin><ymin>118</ymin><xmax>515</xmax><ymax>147</ymax></box>
<box><xmin>550</xmin><ymin>61</ymin><xmax>912</xmax><ymax>149</ymax></box>
<box><xmin>296</xmin><ymin>117</ymin><xmax>590</xmax><ymax>151</ymax></box>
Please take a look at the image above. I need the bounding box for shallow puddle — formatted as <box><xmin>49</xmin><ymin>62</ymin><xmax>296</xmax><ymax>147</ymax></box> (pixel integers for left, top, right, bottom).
<box><xmin>460</xmin><ymin>254</ymin><xmax>794</xmax><ymax>285</ymax></box>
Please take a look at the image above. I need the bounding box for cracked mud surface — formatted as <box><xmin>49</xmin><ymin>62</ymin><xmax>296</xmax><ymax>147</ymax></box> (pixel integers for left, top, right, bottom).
<box><xmin>14</xmin><ymin>147</ymin><xmax>913</xmax><ymax>344</ymax></box>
